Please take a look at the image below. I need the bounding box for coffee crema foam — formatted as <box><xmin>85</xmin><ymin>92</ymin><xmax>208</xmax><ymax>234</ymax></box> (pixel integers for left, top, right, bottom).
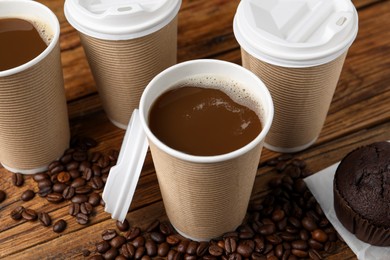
<box><xmin>25</xmin><ymin>18</ymin><xmax>54</xmax><ymax>46</ymax></box>
<box><xmin>169</xmin><ymin>74</ymin><xmax>265</xmax><ymax>125</ymax></box>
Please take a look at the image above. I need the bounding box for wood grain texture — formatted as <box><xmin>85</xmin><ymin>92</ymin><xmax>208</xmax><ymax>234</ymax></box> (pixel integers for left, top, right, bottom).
<box><xmin>1</xmin><ymin>0</ymin><xmax>389</xmax><ymax>259</ymax></box>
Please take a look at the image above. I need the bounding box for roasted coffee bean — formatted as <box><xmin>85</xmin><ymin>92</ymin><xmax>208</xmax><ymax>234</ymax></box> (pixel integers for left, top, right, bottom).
<box><xmin>186</xmin><ymin>241</ymin><xmax>199</xmax><ymax>255</ymax></box>
<box><xmin>308</xmin><ymin>248</ymin><xmax>322</xmax><ymax>260</ymax></box>
<box><xmin>253</xmin><ymin>236</ymin><xmax>265</xmax><ymax>253</ymax></box>
<box><xmin>51</xmin><ymin>164</ymin><xmax>65</xmax><ymax>175</ymax></box>
<box><xmin>110</xmin><ymin>235</ymin><xmax>127</xmax><ymax>248</ymax></box>
<box><xmin>302</xmin><ymin>216</ymin><xmax>318</xmax><ymax>231</ymax></box>
<box><xmin>280</xmin><ymin>231</ymin><xmax>299</xmax><ymax>241</ymax></box>
<box><xmin>92</xmin><ymin>164</ymin><xmax>102</xmax><ymax>177</ymax></box>
<box><xmin>236</xmin><ymin>240</ymin><xmax>254</xmax><ymax>258</ymax></box>
<box><xmin>125</xmin><ymin>226</ymin><xmax>141</xmax><ymax>241</ymax></box>
<box><xmin>76</xmin><ymin>213</ymin><xmax>89</xmax><ymax>225</ymax></box>
<box><xmin>0</xmin><ymin>190</ymin><xmax>6</xmax><ymax>203</ymax></box>
<box><xmin>11</xmin><ymin>173</ymin><xmax>24</xmax><ymax>186</ymax></box>
<box><xmin>38</xmin><ymin>179</ymin><xmax>52</xmax><ymax>190</ymax></box>
<box><xmin>69</xmin><ymin>202</ymin><xmax>80</xmax><ymax>216</ymax></box>
<box><xmin>299</xmin><ymin>229</ymin><xmax>310</xmax><ymax>241</ymax></box>
<box><xmin>311</xmin><ymin>229</ymin><xmax>328</xmax><ymax>243</ymax></box>
<box><xmin>284</xmin><ymin>165</ymin><xmax>301</xmax><ymax>179</ymax></box>
<box><xmin>224</xmin><ymin>237</ymin><xmax>237</xmax><ymax>254</ymax></box>
<box><xmin>145</xmin><ymin>239</ymin><xmax>157</xmax><ymax>256</ymax></box>
<box><xmin>116</xmin><ymin>219</ymin><xmax>129</xmax><ymax>232</ymax></box>
<box><xmin>122</xmin><ymin>242</ymin><xmax>136</xmax><ymax>258</ymax></box>
<box><xmin>274</xmin><ymin>244</ymin><xmax>284</xmax><ymax>258</ymax></box>
<box><xmin>60</xmin><ymin>153</ymin><xmax>73</xmax><ymax>164</ymax></box>
<box><xmin>57</xmin><ymin>171</ymin><xmax>71</xmax><ymax>183</ymax></box>
<box><xmin>97</xmin><ymin>155</ymin><xmax>110</xmax><ymax>168</ymax></box>
<box><xmin>10</xmin><ymin>206</ymin><xmax>25</xmax><ymax>220</ymax></box>
<box><xmin>66</xmin><ymin>161</ymin><xmax>79</xmax><ymax>171</ymax></box>
<box><xmin>33</xmin><ymin>173</ymin><xmax>50</xmax><ymax>182</ymax></box>
<box><xmin>69</xmin><ymin>169</ymin><xmax>81</xmax><ymax>179</ymax></box>
<box><xmin>80</xmin><ymin>202</ymin><xmax>93</xmax><ymax>215</ymax></box>
<box><xmin>82</xmin><ymin>249</ymin><xmax>91</xmax><ymax>257</ymax></box>
<box><xmin>291</xmin><ymin>240</ymin><xmax>308</xmax><ymax>250</ymax></box>
<box><xmin>52</xmin><ymin>183</ymin><xmax>67</xmax><ymax>193</ymax></box>
<box><xmin>308</xmin><ymin>238</ymin><xmax>324</xmax><ymax>250</ymax></box>
<box><xmin>208</xmin><ymin>244</ymin><xmax>223</xmax><ymax>257</ymax></box>
<box><xmin>21</xmin><ymin>189</ymin><xmax>35</xmax><ymax>201</ymax></box>
<box><xmin>266</xmin><ymin>234</ymin><xmax>283</xmax><ymax>245</ymax></box>
<box><xmin>89</xmin><ymin>176</ymin><xmax>103</xmax><ymax>190</ymax></box>
<box><xmin>258</xmin><ymin>224</ymin><xmax>276</xmax><ymax>236</ymax></box>
<box><xmin>88</xmin><ymin>192</ymin><xmax>101</xmax><ymax>207</ymax></box>
<box><xmin>53</xmin><ymin>219</ymin><xmax>67</xmax><ymax>233</ymax></box>
<box><xmin>82</xmin><ymin>168</ymin><xmax>93</xmax><ymax>181</ymax></box>
<box><xmin>135</xmin><ymin>246</ymin><xmax>146</xmax><ymax>260</ymax></box>
<box><xmin>103</xmin><ymin>247</ymin><xmax>118</xmax><ymax>260</ymax></box>
<box><xmin>73</xmin><ymin>150</ymin><xmax>88</xmax><ymax>162</ymax></box>
<box><xmin>48</xmin><ymin>160</ymin><xmax>61</xmax><ymax>171</ymax></box>
<box><xmin>79</xmin><ymin>161</ymin><xmax>91</xmax><ymax>172</ymax></box>
<box><xmin>291</xmin><ymin>249</ymin><xmax>308</xmax><ymax>258</ymax></box>
<box><xmin>276</xmin><ymin>161</ymin><xmax>288</xmax><ymax>172</ymax></box>
<box><xmin>177</xmin><ymin>240</ymin><xmax>189</xmax><ymax>253</ymax></box>
<box><xmin>159</xmin><ymin>221</ymin><xmax>174</xmax><ymax>236</ymax></box>
<box><xmin>38</xmin><ymin>212</ymin><xmax>52</xmax><ymax>227</ymax></box>
<box><xmin>196</xmin><ymin>242</ymin><xmax>209</xmax><ymax>257</ymax></box>
<box><xmin>166</xmin><ymin>234</ymin><xmax>180</xmax><ymax>246</ymax></box>
<box><xmin>293</xmin><ymin>178</ymin><xmax>307</xmax><ymax>193</ymax></box>
<box><xmin>96</xmin><ymin>240</ymin><xmax>111</xmax><ymax>254</ymax></box>
<box><xmin>50</xmin><ymin>173</ymin><xmax>59</xmax><ymax>184</ymax></box>
<box><xmin>271</xmin><ymin>208</ymin><xmax>285</xmax><ymax>222</ymax></box>
<box><xmin>91</xmin><ymin>152</ymin><xmax>102</xmax><ymax>163</ymax></box>
<box><xmin>46</xmin><ymin>192</ymin><xmax>64</xmax><ymax>203</ymax></box>
<box><xmin>133</xmin><ymin>236</ymin><xmax>145</xmax><ymax>247</ymax></box>
<box><xmin>71</xmin><ymin>177</ymin><xmax>86</xmax><ymax>188</ymax></box>
<box><xmin>75</xmin><ymin>185</ymin><xmax>93</xmax><ymax>194</ymax></box>
<box><xmin>71</xmin><ymin>194</ymin><xmax>88</xmax><ymax>203</ymax></box>
<box><xmin>158</xmin><ymin>242</ymin><xmax>170</xmax><ymax>257</ymax></box>
<box><xmin>150</xmin><ymin>231</ymin><xmax>165</xmax><ymax>244</ymax></box>
<box><xmin>22</xmin><ymin>208</ymin><xmax>37</xmax><ymax>221</ymax></box>
<box><xmin>324</xmin><ymin>241</ymin><xmax>336</xmax><ymax>253</ymax></box>
<box><xmin>38</xmin><ymin>186</ymin><xmax>52</xmax><ymax>197</ymax></box>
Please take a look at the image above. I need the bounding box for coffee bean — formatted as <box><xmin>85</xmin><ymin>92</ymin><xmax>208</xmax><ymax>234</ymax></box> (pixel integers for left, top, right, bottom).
<box><xmin>308</xmin><ymin>238</ymin><xmax>324</xmax><ymax>250</ymax></box>
<box><xmin>284</xmin><ymin>165</ymin><xmax>301</xmax><ymax>179</ymax></box>
<box><xmin>22</xmin><ymin>208</ymin><xmax>37</xmax><ymax>221</ymax></box>
<box><xmin>150</xmin><ymin>231</ymin><xmax>165</xmax><ymax>244</ymax></box>
<box><xmin>38</xmin><ymin>179</ymin><xmax>52</xmax><ymax>190</ymax></box>
<box><xmin>158</xmin><ymin>242</ymin><xmax>170</xmax><ymax>257</ymax></box>
<box><xmin>311</xmin><ymin>229</ymin><xmax>328</xmax><ymax>243</ymax></box>
<box><xmin>11</xmin><ymin>173</ymin><xmax>24</xmax><ymax>187</ymax></box>
<box><xmin>21</xmin><ymin>189</ymin><xmax>35</xmax><ymax>201</ymax></box>
<box><xmin>33</xmin><ymin>173</ymin><xmax>50</xmax><ymax>182</ymax></box>
<box><xmin>125</xmin><ymin>227</ymin><xmax>141</xmax><ymax>241</ymax></box>
<box><xmin>80</xmin><ymin>202</ymin><xmax>93</xmax><ymax>215</ymax></box>
<box><xmin>103</xmin><ymin>247</ymin><xmax>118</xmax><ymax>260</ymax></box>
<box><xmin>224</xmin><ymin>237</ymin><xmax>237</xmax><ymax>254</ymax></box>
<box><xmin>76</xmin><ymin>213</ymin><xmax>89</xmax><ymax>225</ymax></box>
<box><xmin>135</xmin><ymin>246</ymin><xmax>146</xmax><ymax>260</ymax></box>
<box><xmin>258</xmin><ymin>224</ymin><xmax>276</xmax><ymax>236</ymax></box>
<box><xmin>302</xmin><ymin>216</ymin><xmax>318</xmax><ymax>231</ymax></box>
<box><xmin>115</xmin><ymin>219</ymin><xmax>129</xmax><ymax>232</ymax></box>
<box><xmin>82</xmin><ymin>168</ymin><xmax>93</xmax><ymax>181</ymax></box>
<box><xmin>91</xmin><ymin>176</ymin><xmax>104</xmax><ymax>190</ymax></box>
<box><xmin>97</xmin><ymin>155</ymin><xmax>110</xmax><ymax>168</ymax></box>
<box><xmin>71</xmin><ymin>177</ymin><xmax>86</xmax><ymax>188</ymax></box>
<box><xmin>236</xmin><ymin>240</ymin><xmax>254</xmax><ymax>258</ymax></box>
<box><xmin>53</xmin><ymin>219</ymin><xmax>67</xmax><ymax>233</ymax></box>
<box><xmin>0</xmin><ymin>190</ymin><xmax>6</xmax><ymax>203</ymax></box>
<box><xmin>69</xmin><ymin>169</ymin><xmax>80</xmax><ymax>179</ymax></box>
<box><xmin>50</xmin><ymin>173</ymin><xmax>59</xmax><ymax>184</ymax></box>
<box><xmin>75</xmin><ymin>185</ymin><xmax>93</xmax><ymax>194</ymax></box>
<box><xmin>271</xmin><ymin>209</ymin><xmax>285</xmax><ymax>222</ymax></box>
<box><xmin>133</xmin><ymin>236</ymin><xmax>145</xmax><ymax>247</ymax></box>
<box><xmin>69</xmin><ymin>202</ymin><xmax>80</xmax><ymax>216</ymax></box>
<box><xmin>145</xmin><ymin>239</ymin><xmax>157</xmax><ymax>256</ymax></box>
<box><xmin>308</xmin><ymin>248</ymin><xmax>322</xmax><ymax>260</ymax></box>
<box><xmin>291</xmin><ymin>248</ymin><xmax>308</xmax><ymax>258</ymax></box>
<box><xmin>91</xmin><ymin>152</ymin><xmax>102</xmax><ymax>163</ymax></box>
<box><xmin>159</xmin><ymin>221</ymin><xmax>173</xmax><ymax>236</ymax></box>
<box><xmin>57</xmin><ymin>171</ymin><xmax>71</xmax><ymax>183</ymax></box>
<box><xmin>291</xmin><ymin>240</ymin><xmax>308</xmax><ymax>250</ymax></box>
<box><xmin>10</xmin><ymin>206</ymin><xmax>25</xmax><ymax>220</ymax></box>
<box><xmin>46</xmin><ymin>192</ymin><xmax>64</xmax><ymax>203</ymax></box>
<box><xmin>96</xmin><ymin>240</ymin><xmax>110</xmax><ymax>254</ymax></box>
<box><xmin>196</xmin><ymin>242</ymin><xmax>209</xmax><ymax>257</ymax></box>
<box><xmin>110</xmin><ymin>235</ymin><xmax>127</xmax><ymax>248</ymax></box>
<box><xmin>71</xmin><ymin>194</ymin><xmax>88</xmax><ymax>203</ymax></box>
<box><xmin>38</xmin><ymin>212</ymin><xmax>52</xmax><ymax>227</ymax></box>
<box><xmin>66</xmin><ymin>161</ymin><xmax>79</xmax><ymax>171</ymax></box>
<box><xmin>266</xmin><ymin>234</ymin><xmax>282</xmax><ymax>245</ymax></box>
<box><xmin>274</xmin><ymin>244</ymin><xmax>284</xmax><ymax>258</ymax></box>
<box><xmin>38</xmin><ymin>186</ymin><xmax>52</xmax><ymax>197</ymax></box>
<box><xmin>186</xmin><ymin>241</ymin><xmax>198</xmax><ymax>255</ymax></box>
<box><xmin>73</xmin><ymin>150</ymin><xmax>88</xmax><ymax>162</ymax></box>
<box><xmin>299</xmin><ymin>229</ymin><xmax>310</xmax><ymax>241</ymax></box>
<box><xmin>324</xmin><ymin>241</ymin><xmax>336</xmax><ymax>253</ymax></box>
<box><xmin>60</xmin><ymin>153</ymin><xmax>73</xmax><ymax>164</ymax></box>
<box><xmin>122</xmin><ymin>242</ymin><xmax>136</xmax><ymax>258</ymax></box>
<box><xmin>253</xmin><ymin>236</ymin><xmax>265</xmax><ymax>253</ymax></box>
<box><xmin>166</xmin><ymin>234</ymin><xmax>180</xmax><ymax>246</ymax></box>
<box><xmin>51</xmin><ymin>164</ymin><xmax>65</xmax><ymax>175</ymax></box>
<box><xmin>52</xmin><ymin>183</ymin><xmax>67</xmax><ymax>193</ymax></box>
<box><xmin>209</xmin><ymin>244</ymin><xmax>223</xmax><ymax>257</ymax></box>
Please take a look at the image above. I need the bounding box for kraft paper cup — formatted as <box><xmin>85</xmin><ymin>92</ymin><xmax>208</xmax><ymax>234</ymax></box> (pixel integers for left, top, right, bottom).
<box><xmin>0</xmin><ymin>0</ymin><xmax>70</xmax><ymax>174</ymax></box>
<box><xmin>64</xmin><ymin>0</ymin><xmax>181</xmax><ymax>129</ymax></box>
<box><xmin>234</xmin><ymin>0</ymin><xmax>359</xmax><ymax>153</ymax></box>
<box><xmin>139</xmin><ymin>59</ymin><xmax>274</xmax><ymax>241</ymax></box>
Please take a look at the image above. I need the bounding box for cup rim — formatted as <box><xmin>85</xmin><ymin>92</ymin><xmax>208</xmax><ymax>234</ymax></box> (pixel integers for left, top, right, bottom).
<box><xmin>139</xmin><ymin>59</ymin><xmax>274</xmax><ymax>164</ymax></box>
<box><xmin>0</xmin><ymin>0</ymin><xmax>60</xmax><ymax>77</ymax></box>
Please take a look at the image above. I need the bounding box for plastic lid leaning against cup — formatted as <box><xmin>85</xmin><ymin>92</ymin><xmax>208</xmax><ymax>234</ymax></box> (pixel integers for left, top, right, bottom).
<box><xmin>233</xmin><ymin>0</ymin><xmax>359</xmax><ymax>67</ymax></box>
<box><xmin>102</xmin><ymin>109</ymin><xmax>148</xmax><ymax>222</ymax></box>
<box><xmin>64</xmin><ymin>0</ymin><xmax>181</xmax><ymax>40</ymax></box>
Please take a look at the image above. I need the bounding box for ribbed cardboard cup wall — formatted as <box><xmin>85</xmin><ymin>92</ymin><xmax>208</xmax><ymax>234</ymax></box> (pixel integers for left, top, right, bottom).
<box><xmin>242</xmin><ymin>50</ymin><xmax>347</xmax><ymax>151</ymax></box>
<box><xmin>79</xmin><ymin>17</ymin><xmax>178</xmax><ymax>129</ymax></box>
<box><xmin>0</xmin><ymin>42</ymin><xmax>70</xmax><ymax>173</ymax></box>
<box><xmin>149</xmin><ymin>140</ymin><xmax>264</xmax><ymax>241</ymax></box>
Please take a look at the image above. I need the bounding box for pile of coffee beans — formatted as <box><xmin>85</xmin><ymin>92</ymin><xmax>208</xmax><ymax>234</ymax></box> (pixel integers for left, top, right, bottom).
<box><xmin>88</xmin><ymin>155</ymin><xmax>344</xmax><ymax>260</ymax></box>
<box><xmin>9</xmin><ymin>136</ymin><xmax>118</xmax><ymax>233</ymax></box>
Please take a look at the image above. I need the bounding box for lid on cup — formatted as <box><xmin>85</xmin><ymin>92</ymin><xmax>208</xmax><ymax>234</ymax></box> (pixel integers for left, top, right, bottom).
<box><xmin>233</xmin><ymin>0</ymin><xmax>359</xmax><ymax>67</ymax></box>
<box><xmin>64</xmin><ymin>0</ymin><xmax>181</xmax><ymax>40</ymax></box>
<box><xmin>102</xmin><ymin>110</ymin><xmax>149</xmax><ymax>222</ymax></box>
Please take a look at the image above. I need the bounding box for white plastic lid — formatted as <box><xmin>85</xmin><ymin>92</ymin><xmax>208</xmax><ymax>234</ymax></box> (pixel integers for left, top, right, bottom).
<box><xmin>233</xmin><ymin>0</ymin><xmax>359</xmax><ymax>67</ymax></box>
<box><xmin>64</xmin><ymin>0</ymin><xmax>181</xmax><ymax>40</ymax></box>
<box><xmin>102</xmin><ymin>110</ymin><xmax>149</xmax><ymax>222</ymax></box>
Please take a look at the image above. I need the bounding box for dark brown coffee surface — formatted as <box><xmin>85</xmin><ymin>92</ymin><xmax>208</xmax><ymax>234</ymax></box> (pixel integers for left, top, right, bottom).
<box><xmin>0</xmin><ymin>18</ymin><xmax>47</xmax><ymax>71</ymax></box>
<box><xmin>149</xmin><ymin>86</ymin><xmax>262</xmax><ymax>156</ymax></box>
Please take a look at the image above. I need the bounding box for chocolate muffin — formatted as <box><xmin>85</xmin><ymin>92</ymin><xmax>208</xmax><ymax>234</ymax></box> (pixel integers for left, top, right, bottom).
<box><xmin>334</xmin><ymin>141</ymin><xmax>390</xmax><ymax>246</ymax></box>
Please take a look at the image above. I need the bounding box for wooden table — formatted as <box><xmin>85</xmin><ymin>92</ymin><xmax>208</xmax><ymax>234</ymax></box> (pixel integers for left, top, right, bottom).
<box><xmin>1</xmin><ymin>0</ymin><xmax>389</xmax><ymax>259</ymax></box>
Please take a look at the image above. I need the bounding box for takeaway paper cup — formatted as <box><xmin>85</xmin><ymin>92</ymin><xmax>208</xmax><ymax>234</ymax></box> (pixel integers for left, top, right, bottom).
<box><xmin>0</xmin><ymin>0</ymin><xmax>70</xmax><ymax>174</ymax></box>
<box><xmin>233</xmin><ymin>0</ymin><xmax>359</xmax><ymax>152</ymax></box>
<box><xmin>140</xmin><ymin>60</ymin><xmax>273</xmax><ymax>241</ymax></box>
<box><xmin>64</xmin><ymin>0</ymin><xmax>181</xmax><ymax>129</ymax></box>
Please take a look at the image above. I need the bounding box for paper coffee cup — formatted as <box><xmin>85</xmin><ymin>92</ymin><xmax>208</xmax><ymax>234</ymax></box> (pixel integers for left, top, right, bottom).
<box><xmin>64</xmin><ymin>0</ymin><xmax>181</xmax><ymax>129</ymax></box>
<box><xmin>142</xmin><ymin>60</ymin><xmax>273</xmax><ymax>240</ymax></box>
<box><xmin>233</xmin><ymin>0</ymin><xmax>359</xmax><ymax>153</ymax></box>
<box><xmin>0</xmin><ymin>0</ymin><xmax>70</xmax><ymax>174</ymax></box>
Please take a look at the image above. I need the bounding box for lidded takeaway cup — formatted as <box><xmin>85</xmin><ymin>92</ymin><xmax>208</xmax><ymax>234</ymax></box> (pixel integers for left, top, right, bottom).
<box><xmin>233</xmin><ymin>0</ymin><xmax>359</xmax><ymax>152</ymax></box>
<box><xmin>0</xmin><ymin>0</ymin><xmax>70</xmax><ymax>174</ymax></box>
<box><xmin>64</xmin><ymin>0</ymin><xmax>181</xmax><ymax>129</ymax></box>
<box><xmin>102</xmin><ymin>59</ymin><xmax>274</xmax><ymax>241</ymax></box>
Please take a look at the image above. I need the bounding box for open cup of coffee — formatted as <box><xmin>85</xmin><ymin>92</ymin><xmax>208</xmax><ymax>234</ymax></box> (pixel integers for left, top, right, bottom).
<box><xmin>64</xmin><ymin>0</ymin><xmax>181</xmax><ymax>129</ymax></box>
<box><xmin>0</xmin><ymin>0</ymin><xmax>70</xmax><ymax>174</ymax></box>
<box><xmin>233</xmin><ymin>0</ymin><xmax>359</xmax><ymax>152</ymax></box>
<box><xmin>103</xmin><ymin>59</ymin><xmax>274</xmax><ymax>241</ymax></box>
